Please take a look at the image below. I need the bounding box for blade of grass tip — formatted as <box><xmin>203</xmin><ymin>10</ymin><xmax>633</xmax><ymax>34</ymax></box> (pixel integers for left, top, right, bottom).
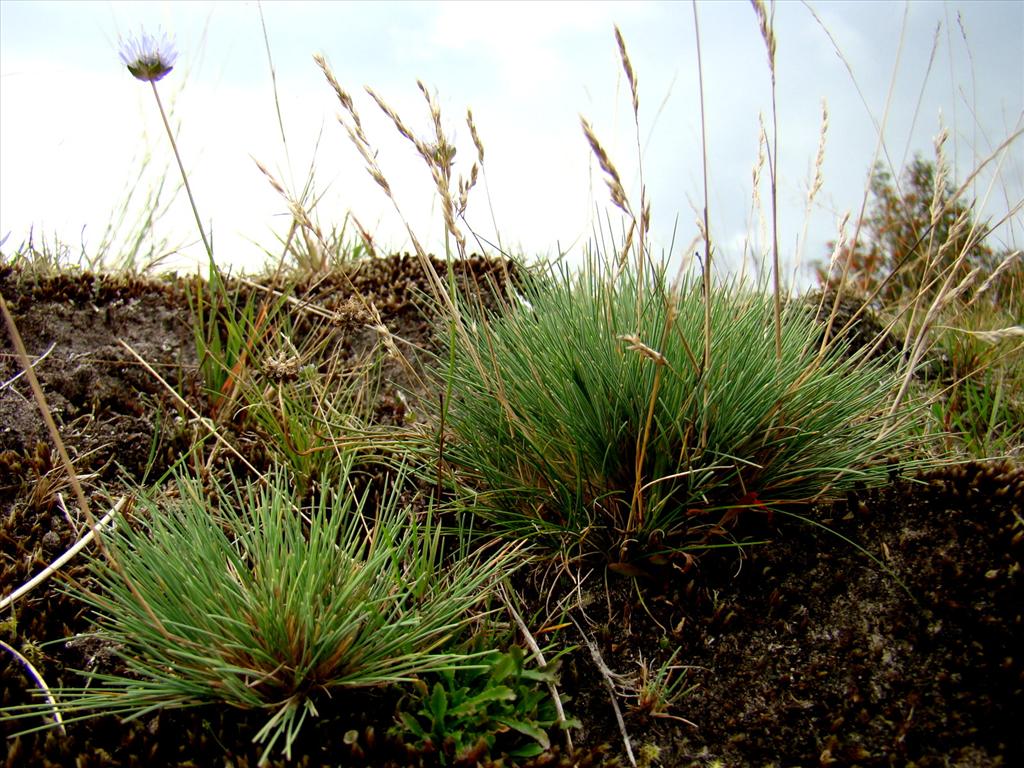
<box><xmin>984</xmin><ymin>374</ymin><xmax>1004</xmax><ymax>450</ymax></box>
<box><xmin>1</xmin><ymin>296</ymin><xmax>174</xmax><ymax>641</ymax></box>
<box><xmin>257</xmin><ymin>0</ymin><xmax>290</xmax><ymax>168</ymax></box>
<box><xmin>691</xmin><ymin>0</ymin><xmax>713</xmax><ymax>376</ymax></box>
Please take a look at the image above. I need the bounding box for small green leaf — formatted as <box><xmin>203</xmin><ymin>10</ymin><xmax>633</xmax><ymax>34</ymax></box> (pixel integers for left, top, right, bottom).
<box><xmin>399</xmin><ymin>711</ymin><xmax>427</xmax><ymax>739</ymax></box>
<box><xmin>428</xmin><ymin>681</ymin><xmax>448</xmax><ymax>722</ymax></box>
<box><xmin>509</xmin><ymin>743</ymin><xmax>545</xmax><ymax>758</ymax></box>
<box><xmin>490</xmin><ymin>647</ymin><xmax>523</xmax><ymax>682</ymax></box>
<box><xmin>449</xmin><ymin>685</ymin><xmax>515</xmax><ymax>717</ymax></box>
<box><xmin>520</xmin><ymin>667</ymin><xmax>557</xmax><ymax>684</ymax></box>
<box><xmin>494</xmin><ymin>716</ymin><xmax>550</xmax><ymax>749</ymax></box>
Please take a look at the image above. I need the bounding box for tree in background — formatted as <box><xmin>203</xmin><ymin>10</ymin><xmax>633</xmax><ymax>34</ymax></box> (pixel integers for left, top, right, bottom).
<box><xmin>818</xmin><ymin>155</ymin><xmax>1018</xmax><ymax>310</ymax></box>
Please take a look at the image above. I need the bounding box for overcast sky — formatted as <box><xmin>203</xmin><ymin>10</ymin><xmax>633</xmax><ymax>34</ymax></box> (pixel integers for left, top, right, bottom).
<box><xmin>1</xmin><ymin>0</ymin><xmax>1021</xmax><ymax>283</ymax></box>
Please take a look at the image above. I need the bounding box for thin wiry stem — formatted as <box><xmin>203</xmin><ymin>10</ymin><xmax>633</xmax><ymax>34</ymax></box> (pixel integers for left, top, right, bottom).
<box><xmin>0</xmin><ymin>640</ymin><xmax>64</xmax><ymax>735</ymax></box>
<box><xmin>499</xmin><ymin>585</ymin><xmax>574</xmax><ymax>752</ymax></box>
<box><xmin>575</xmin><ymin>619</ymin><xmax>636</xmax><ymax>767</ymax></box>
<box><xmin>149</xmin><ymin>82</ymin><xmax>213</xmax><ymax>261</ymax></box>
<box><xmin>0</xmin><ymin>498</ymin><xmax>126</xmax><ymax>611</ymax></box>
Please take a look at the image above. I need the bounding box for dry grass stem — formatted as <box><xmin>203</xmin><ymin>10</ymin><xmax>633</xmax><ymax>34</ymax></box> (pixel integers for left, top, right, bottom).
<box><xmin>0</xmin><ymin>498</ymin><xmax>127</xmax><ymax>612</ymax></box>
<box><xmin>1</xmin><ymin>340</ymin><xmax>55</xmax><ymax>392</ymax></box>
<box><xmin>1</xmin><ymin>295</ymin><xmax>174</xmax><ymax>642</ymax></box>
<box><xmin>0</xmin><ymin>639</ymin><xmax>65</xmax><ymax>735</ymax></box>
<box><xmin>498</xmin><ymin>585</ymin><xmax>574</xmax><ymax>752</ymax></box>
<box><xmin>575</xmin><ymin>621</ymin><xmax>636</xmax><ymax>767</ymax></box>
<box><xmin>1</xmin><ymin>296</ymin><xmax>97</xmax><ymax>536</ymax></box>
<box><xmin>116</xmin><ymin>339</ymin><xmax>263</xmax><ymax>477</ymax></box>
<box><xmin>888</xmin><ymin>262</ymin><xmax>985</xmax><ymax>424</ymax></box>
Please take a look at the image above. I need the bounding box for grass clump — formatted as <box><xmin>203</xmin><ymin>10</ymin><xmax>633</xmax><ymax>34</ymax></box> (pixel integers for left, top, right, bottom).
<box><xmin>187</xmin><ymin>267</ymin><xmax>396</xmax><ymax>493</ymax></box>
<box><xmin>818</xmin><ymin>152</ymin><xmax>1023</xmax><ymax>459</ymax></box>
<box><xmin>185</xmin><ymin>263</ymin><xmax>278</xmax><ymax>418</ymax></box>
<box><xmin>925</xmin><ymin>311</ymin><xmax>1024</xmax><ymax>457</ymax></box>
<box><xmin>9</xmin><ymin>458</ymin><xmax>518</xmax><ymax>763</ymax></box>
<box><xmin>440</xmin><ymin>255</ymin><xmax>920</xmax><ymax>562</ymax></box>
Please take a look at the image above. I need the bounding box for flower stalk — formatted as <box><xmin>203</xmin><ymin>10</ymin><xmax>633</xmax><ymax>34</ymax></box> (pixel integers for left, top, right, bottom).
<box><xmin>119</xmin><ymin>30</ymin><xmax>213</xmax><ymax>261</ymax></box>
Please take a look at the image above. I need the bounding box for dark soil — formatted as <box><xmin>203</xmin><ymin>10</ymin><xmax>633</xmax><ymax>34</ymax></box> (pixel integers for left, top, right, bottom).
<box><xmin>1</xmin><ymin>258</ymin><xmax>1021</xmax><ymax>767</ymax></box>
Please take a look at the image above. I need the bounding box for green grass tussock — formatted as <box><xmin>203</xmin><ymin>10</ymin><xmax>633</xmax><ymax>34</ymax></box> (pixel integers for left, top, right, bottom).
<box><xmin>7</xmin><ymin>459</ymin><xmax>519</xmax><ymax>761</ymax></box>
<box><xmin>440</xmin><ymin>255</ymin><xmax>921</xmax><ymax>561</ymax></box>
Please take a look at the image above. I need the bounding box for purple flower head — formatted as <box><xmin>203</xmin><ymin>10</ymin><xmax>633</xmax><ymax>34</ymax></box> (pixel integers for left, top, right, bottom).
<box><xmin>118</xmin><ymin>30</ymin><xmax>178</xmax><ymax>82</ymax></box>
